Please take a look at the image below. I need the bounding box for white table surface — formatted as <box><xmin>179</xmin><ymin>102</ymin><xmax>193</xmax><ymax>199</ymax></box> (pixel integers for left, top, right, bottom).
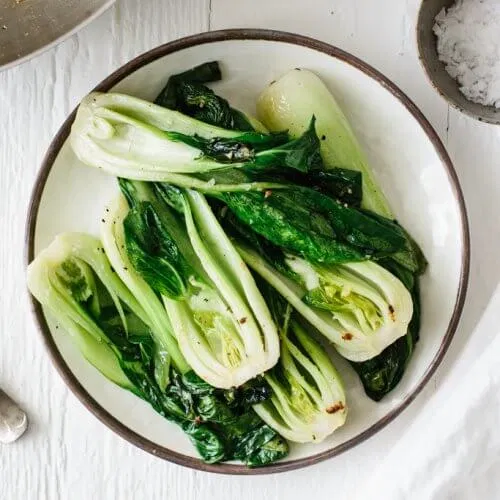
<box><xmin>1</xmin><ymin>1</ymin><xmax>499</xmax><ymax>499</ymax></box>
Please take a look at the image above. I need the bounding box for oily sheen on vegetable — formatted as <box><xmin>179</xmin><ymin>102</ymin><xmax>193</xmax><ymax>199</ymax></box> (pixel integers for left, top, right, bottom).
<box><xmin>28</xmin><ymin>61</ymin><xmax>428</xmax><ymax>467</ymax></box>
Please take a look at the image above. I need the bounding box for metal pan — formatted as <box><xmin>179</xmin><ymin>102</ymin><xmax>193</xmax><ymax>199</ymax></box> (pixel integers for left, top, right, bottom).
<box><xmin>0</xmin><ymin>0</ymin><xmax>114</xmax><ymax>71</ymax></box>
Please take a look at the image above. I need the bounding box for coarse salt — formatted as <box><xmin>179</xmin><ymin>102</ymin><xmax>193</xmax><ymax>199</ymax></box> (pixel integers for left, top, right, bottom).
<box><xmin>433</xmin><ymin>0</ymin><xmax>500</xmax><ymax>108</ymax></box>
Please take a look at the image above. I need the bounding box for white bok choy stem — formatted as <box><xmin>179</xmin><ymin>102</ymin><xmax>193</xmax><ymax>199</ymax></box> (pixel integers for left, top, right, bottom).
<box><xmin>70</xmin><ymin>92</ymin><xmax>236</xmax><ymax>178</ymax></box>
<box><xmin>251</xmin><ymin>286</ymin><xmax>346</xmax><ymax>443</ymax></box>
<box><xmin>70</xmin><ymin>92</ymin><xmax>283</xmax><ymax>184</ymax></box>
<box><xmin>177</xmin><ymin>190</ymin><xmax>281</xmax><ymax>387</ymax></box>
<box><xmin>254</xmin><ymin>320</ymin><xmax>347</xmax><ymax>443</ymax></box>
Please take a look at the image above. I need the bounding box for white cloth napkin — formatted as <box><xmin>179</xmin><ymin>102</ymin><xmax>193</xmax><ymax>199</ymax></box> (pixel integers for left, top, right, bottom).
<box><xmin>356</xmin><ymin>284</ymin><xmax>500</xmax><ymax>500</ymax></box>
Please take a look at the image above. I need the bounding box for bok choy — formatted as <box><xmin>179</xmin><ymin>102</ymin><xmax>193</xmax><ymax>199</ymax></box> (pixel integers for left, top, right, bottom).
<box><xmin>26</xmin><ymin>232</ymin><xmax>162</xmax><ymax>389</ymax></box>
<box><xmin>254</xmin><ymin>283</ymin><xmax>347</xmax><ymax>443</ymax></box>
<box><xmin>27</xmin><ymin>233</ymin><xmax>288</xmax><ymax>466</ymax></box>
<box><xmin>106</xmin><ymin>179</ymin><xmax>280</xmax><ymax>389</ymax></box>
<box><xmin>70</xmin><ymin>92</ymin><xmax>322</xmax><ymax>186</ymax></box>
<box><xmin>257</xmin><ymin>68</ymin><xmax>392</xmax><ymax>218</ymax></box>
<box><xmin>232</xmin><ymin>235</ymin><xmax>412</xmax><ymax>362</ymax></box>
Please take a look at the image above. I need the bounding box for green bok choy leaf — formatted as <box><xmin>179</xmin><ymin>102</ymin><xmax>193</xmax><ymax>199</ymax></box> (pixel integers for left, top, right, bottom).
<box><xmin>215</xmin><ymin>188</ymin><xmax>407</xmax><ymax>264</ymax></box>
<box><xmin>154</xmin><ymin>61</ymin><xmax>261</xmax><ymax>131</ymax></box>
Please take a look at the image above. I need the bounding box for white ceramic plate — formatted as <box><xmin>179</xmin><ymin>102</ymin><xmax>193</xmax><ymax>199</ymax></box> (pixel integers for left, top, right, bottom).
<box><xmin>0</xmin><ymin>0</ymin><xmax>114</xmax><ymax>71</ymax></box>
<box><xmin>26</xmin><ymin>30</ymin><xmax>469</xmax><ymax>474</ymax></box>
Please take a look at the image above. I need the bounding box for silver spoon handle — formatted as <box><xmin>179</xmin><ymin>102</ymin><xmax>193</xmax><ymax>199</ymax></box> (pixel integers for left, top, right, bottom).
<box><xmin>0</xmin><ymin>388</ymin><xmax>28</xmax><ymax>444</ymax></box>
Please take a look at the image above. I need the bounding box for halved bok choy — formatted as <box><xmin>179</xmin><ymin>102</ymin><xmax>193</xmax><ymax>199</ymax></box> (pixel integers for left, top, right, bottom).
<box><xmin>26</xmin><ymin>232</ymin><xmax>288</xmax><ymax>466</ymax></box>
<box><xmin>257</xmin><ymin>68</ymin><xmax>392</xmax><ymax>218</ymax></box>
<box><xmin>233</xmin><ymin>236</ymin><xmax>413</xmax><ymax>362</ymax></box>
<box><xmin>103</xmin><ymin>179</ymin><xmax>280</xmax><ymax>389</ymax></box>
<box><xmin>26</xmin><ymin>232</ymin><xmax>175</xmax><ymax>389</ymax></box>
<box><xmin>70</xmin><ymin>92</ymin><xmax>322</xmax><ymax>187</ymax></box>
<box><xmin>254</xmin><ymin>283</ymin><xmax>347</xmax><ymax>443</ymax></box>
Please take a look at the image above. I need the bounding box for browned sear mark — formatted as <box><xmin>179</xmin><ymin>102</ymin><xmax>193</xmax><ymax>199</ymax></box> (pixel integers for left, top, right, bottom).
<box><xmin>326</xmin><ymin>402</ymin><xmax>345</xmax><ymax>414</ymax></box>
<box><xmin>388</xmin><ymin>305</ymin><xmax>396</xmax><ymax>321</ymax></box>
<box><xmin>238</xmin><ymin>317</ymin><xmax>247</xmax><ymax>324</ymax></box>
<box><xmin>342</xmin><ymin>333</ymin><xmax>353</xmax><ymax>340</ymax></box>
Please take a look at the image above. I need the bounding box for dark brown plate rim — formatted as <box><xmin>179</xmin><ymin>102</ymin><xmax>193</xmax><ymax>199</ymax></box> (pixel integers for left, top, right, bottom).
<box><xmin>25</xmin><ymin>28</ymin><xmax>470</xmax><ymax>475</ymax></box>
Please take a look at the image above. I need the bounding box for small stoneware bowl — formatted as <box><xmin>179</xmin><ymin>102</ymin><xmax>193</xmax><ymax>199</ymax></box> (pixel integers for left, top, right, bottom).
<box><xmin>417</xmin><ymin>0</ymin><xmax>500</xmax><ymax>125</ymax></box>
